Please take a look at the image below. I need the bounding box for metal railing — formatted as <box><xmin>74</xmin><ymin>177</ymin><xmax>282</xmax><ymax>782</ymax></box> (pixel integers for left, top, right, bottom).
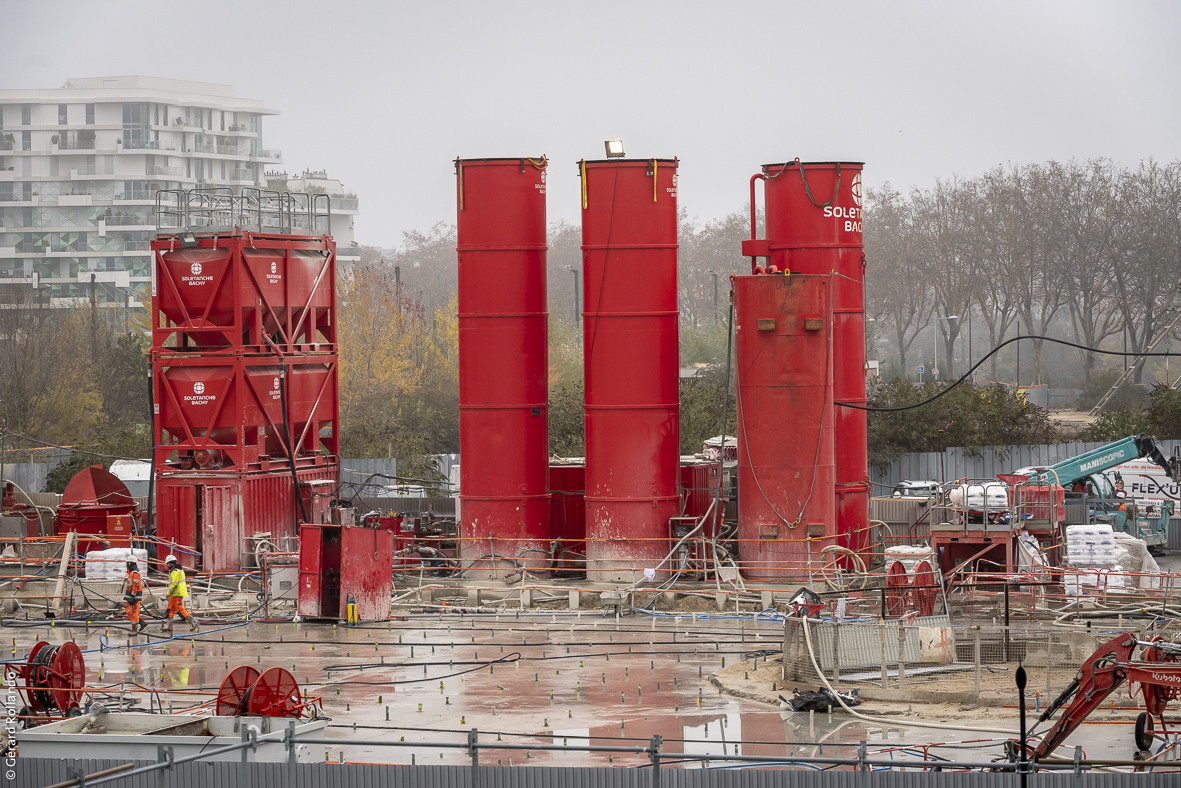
<box><xmin>32</xmin><ymin>720</ymin><xmax>1123</xmax><ymax>788</ymax></box>
<box><xmin>155</xmin><ymin>188</ymin><xmax>331</xmax><ymax>235</ymax></box>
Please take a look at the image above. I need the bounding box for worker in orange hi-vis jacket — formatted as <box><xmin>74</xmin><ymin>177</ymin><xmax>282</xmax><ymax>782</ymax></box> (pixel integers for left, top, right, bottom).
<box><xmin>163</xmin><ymin>555</ymin><xmax>197</xmax><ymax>633</ymax></box>
<box><xmin>123</xmin><ymin>559</ymin><xmax>146</xmax><ymax>633</ymax></box>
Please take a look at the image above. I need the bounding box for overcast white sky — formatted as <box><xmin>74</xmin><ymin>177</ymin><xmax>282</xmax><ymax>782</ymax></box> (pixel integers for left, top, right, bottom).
<box><xmin>8</xmin><ymin>1</ymin><xmax>1181</xmax><ymax>247</ymax></box>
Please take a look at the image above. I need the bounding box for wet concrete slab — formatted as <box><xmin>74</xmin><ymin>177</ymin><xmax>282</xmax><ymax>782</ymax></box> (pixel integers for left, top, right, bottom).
<box><xmin>2</xmin><ymin>610</ymin><xmax>1172</xmax><ymax>768</ymax></box>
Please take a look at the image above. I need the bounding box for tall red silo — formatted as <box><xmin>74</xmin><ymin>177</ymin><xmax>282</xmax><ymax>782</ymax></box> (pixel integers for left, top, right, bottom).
<box><xmin>742</xmin><ymin>161</ymin><xmax>870</xmax><ymax>561</ymax></box>
<box><xmin>579</xmin><ymin>158</ymin><xmax>680</xmax><ymax>581</ymax></box>
<box><xmin>733</xmin><ymin>273</ymin><xmax>836</xmax><ymax>580</ymax></box>
<box><xmin>455</xmin><ymin>157</ymin><xmax>551</xmax><ymax>577</ymax></box>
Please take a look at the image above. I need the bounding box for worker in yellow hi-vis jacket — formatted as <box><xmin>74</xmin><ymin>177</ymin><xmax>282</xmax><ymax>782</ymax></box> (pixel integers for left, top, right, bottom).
<box><xmin>163</xmin><ymin>555</ymin><xmax>197</xmax><ymax>632</ymax></box>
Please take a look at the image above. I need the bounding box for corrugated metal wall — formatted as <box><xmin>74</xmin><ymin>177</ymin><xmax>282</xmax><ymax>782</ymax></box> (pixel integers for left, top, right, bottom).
<box><xmin>871</xmin><ymin>440</ymin><xmax>1181</xmax><ymax>492</ymax></box>
<box><xmin>0</xmin><ymin>462</ymin><xmax>47</xmax><ymax>493</ymax></box>
<box><xmin>13</xmin><ymin>758</ymin><xmax>1154</xmax><ymax>787</ymax></box>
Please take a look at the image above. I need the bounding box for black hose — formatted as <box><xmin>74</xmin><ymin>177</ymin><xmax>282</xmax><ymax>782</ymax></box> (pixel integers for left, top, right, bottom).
<box><xmin>279</xmin><ymin>367</ymin><xmax>310</xmax><ymax>524</ymax></box>
<box><xmin>712</xmin><ymin>285</ymin><xmax>735</xmax><ymax>536</ymax></box>
<box><xmin>146</xmin><ymin>367</ymin><xmax>156</xmax><ymax>539</ymax></box>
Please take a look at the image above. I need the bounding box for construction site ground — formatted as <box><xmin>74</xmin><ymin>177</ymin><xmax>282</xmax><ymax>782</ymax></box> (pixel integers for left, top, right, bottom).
<box><xmin>4</xmin><ymin>556</ymin><xmax>1178</xmax><ymax>769</ymax></box>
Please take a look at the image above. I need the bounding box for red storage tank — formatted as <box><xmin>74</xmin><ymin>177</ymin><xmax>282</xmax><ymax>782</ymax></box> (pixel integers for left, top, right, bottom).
<box><xmin>152</xmin><ymin>232</ymin><xmax>336</xmax><ymax>353</ymax></box>
<box><xmin>743</xmin><ymin>161</ymin><xmax>869</xmax><ymax>561</ymax></box>
<box><xmin>155</xmin><ymin>463</ymin><xmax>337</xmax><ymax>572</ymax></box>
<box><xmin>733</xmin><ymin>273</ymin><xmax>836</xmax><ymax>580</ymax></box>
<box><xmin>153</xmin><ymin>355</ymin><xmax>338</xmax><ymax>470</ymax></box>
<box><xmin>580</xmin><ymin>158</ymin><xmax>680</xmax><ymax>581</ymax></box>
<box><xmin>455</xmin><ymin>157</ymin><xmax>550</xmax><ymax>577</ymax></box>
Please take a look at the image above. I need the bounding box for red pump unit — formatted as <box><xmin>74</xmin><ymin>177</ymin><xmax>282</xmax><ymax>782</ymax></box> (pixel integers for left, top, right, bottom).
<box><xmin>743</xmin><ymin>161</ymin><xmax>869</xmax><ymax>560</ymax></box>
<box><xmin>733</xmin><ymin>273</ymin><xmax>836</xmax><ymax>579</ymax></box>
<box><xmin>455</xmin><ymin>157</ymin><xmax>551</xmax><ymax>577</ymax></box>
<box><xmin>579</xmin><ymin>158</ymin><xmax>680</xmax><ymax>581</ymax></box>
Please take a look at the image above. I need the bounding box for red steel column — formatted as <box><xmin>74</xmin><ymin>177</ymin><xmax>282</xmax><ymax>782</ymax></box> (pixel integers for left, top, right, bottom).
<box><xmin>743</xmin><ymin>161</ymin><xmax>869</xmax><ymax>560</ymax></box>
<box><xmin>455</xmin><ymin>157</ymin><xmax>551</xmax><ymax>577</ymax></box>
<box><xmin>579</xmin><ymin>158</ymin><xmax>680</xmax><ymax>581</ymax></box>
<box><xmin>733</xmin><ymin>273</ymin><xmax>836</xmax><ymax>580</ymax></box>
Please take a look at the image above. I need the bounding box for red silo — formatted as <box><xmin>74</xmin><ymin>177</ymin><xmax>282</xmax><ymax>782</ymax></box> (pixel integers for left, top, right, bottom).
<box><xmin>733</xmin><ymin>273</ymin><xmax>836</xmax><ymax>580</ymax></box>
<box><xmin>455</xmin><ymin>157</ymin><xmax>551</xmax><ymax>577</ymax></box>
<box><xmin>743</xmin><ymin>161</ymin><xmax>870</xmax><ymax>561</ymax></box>
<box><xmin>579</xmin><ymin>158</ymin><xmax>680</xmax><ymax>581</ymax></box>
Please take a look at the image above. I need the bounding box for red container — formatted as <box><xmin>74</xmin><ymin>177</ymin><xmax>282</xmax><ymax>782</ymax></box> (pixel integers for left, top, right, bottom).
<box><xmin>152</xmin><ymin>232</ymin><xmax>336</xmax><ymax>353</ymax></box>
<box><xmin>155</xmin><ymin>463</ymin><xmax>337</xmax><ymax>572</ymax></box>
<box><xmin>298</xmin><ymin>524</ymin><xmax>392</xmax><ymax>622</ymax></box>
<box><xmin>153</xmin><ymin>355</ymin><xmax>338</xmax><ymax>470</ymax></box>
<box><xmin>1009</xmin><ymin>481</ymin><xmax>1066</xmax><ymax>525</ymax></box>
<box><xmin>680</xmin><ymin>460</ymin><xmax>721</xmax><ymax>532</ymax></box>
<box><xmin>743</xmin><ymin>161</ymin><xmax>869</xmax><ymax>561</ymax></box>
<box><xmin>455</xmin><ymin>158</ymin><xmax>551</xmax><ymax>577</ymax></box>
<box><xmin>580</xmin><ymin>159</ymin><xmax>681</xmax><ymax>581</ymax></box>
<box><xmin>55</xmin><ymin>466</ymin><xmax>139</xmax><ymax>554</ymax></box>
<box><xmin>733</xmin><ymin>274</ymin><xmax>836</xmax><ymax>580</ymax></box>
<box><xmin>549</xmin><ymin>462</ymin><xmax>587</xmax><ymax>553</ymax></box>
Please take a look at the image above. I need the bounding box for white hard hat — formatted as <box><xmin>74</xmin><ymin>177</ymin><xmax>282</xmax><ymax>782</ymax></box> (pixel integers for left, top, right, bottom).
<box><xmin>165</xmin><ymin>554</ymin><xmax>178</xmax><ymax>564</ymax></box>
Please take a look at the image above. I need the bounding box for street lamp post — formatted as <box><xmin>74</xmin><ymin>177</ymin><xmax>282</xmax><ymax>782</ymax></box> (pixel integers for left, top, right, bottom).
<box><xmin>965</xmin><ymin>306</ymin><xmax>974</xmax><ymax>383</ymax></box>
<box><xmin>564</xmin><ymin>265</ymin><xmax>581</xmax><ymax>339</ymax></box>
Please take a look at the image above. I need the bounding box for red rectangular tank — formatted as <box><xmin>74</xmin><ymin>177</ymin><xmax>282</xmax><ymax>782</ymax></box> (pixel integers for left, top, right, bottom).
<box><xmin>152</xmin><ymin>231</ymin><xmax>336</xmax><ymax>354</ymax></box>
<box><xmin>743</xmin><ymin>161</ymin><xmax>870</xmax><ymax>562</ymax></box>
<box><xmin>155</xmin><ymin>463</ymin><xmax>337</xmax><ymax>573</ymax></box>
<box><xmin>455</xmin><ymin>157</ymin><xmax>551</xmax><ymax>578</ymax></box>
<box><xmin>549</xmin><ymin>462</ymin><xmax>587</xmax><ymax>572</ymax></box>
<box><xmin>733</xmin><ymin>273</ymin><xmax>836</xmax><ymax>580</ymax></box>
<box><xmin>580</xmin><ymin>158</ymin><xmax>681</xmax><ymax>581</ymax></box>
<box><xmin>298</xmin><ymin>524</ymin><xmax>393</xmax><ymax>622</ymax></box>
<box><xmin>153</xmin><ymin>354</ymin><xmax>338</xmax><ymax>470</ymax></box>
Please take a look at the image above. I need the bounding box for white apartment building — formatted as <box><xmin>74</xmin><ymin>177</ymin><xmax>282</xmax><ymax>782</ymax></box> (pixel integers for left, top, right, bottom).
<box><xmin>265</xmin><ymin>169</ymin><xmax>360</xmax><ymax>265</ymax></box>
<box><xmin>0</xmin><ymin>76</ymin><xmax>281</xmax><ymax>307</ymax></box>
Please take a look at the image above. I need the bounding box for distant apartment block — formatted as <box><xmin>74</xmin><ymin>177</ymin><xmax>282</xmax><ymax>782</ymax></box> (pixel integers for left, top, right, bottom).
<box><xmin>0</xmin><ymin>76</ymin><xmax>282</xmax><ymax>308</ymax></box>
<box><xmin>265</xmin><ymin>169</ymin><xmax>360</xmax><ymax>265</ymax></box>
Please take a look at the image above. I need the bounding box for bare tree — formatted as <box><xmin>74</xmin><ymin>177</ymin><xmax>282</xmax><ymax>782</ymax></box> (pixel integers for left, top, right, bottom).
<box><xmin>1000</xmin><ymin>164</ymin><xmax>1069</xmax><ymax>385</ymax></box>
<box><xmin>1048</xmin><ymin>160</ymin><xmax>1125</xmax><ymax>381</ymax></box>
<box><xmin>864</xmin><ymin>185</ymin><xmax>933</xmax><ymax>377</ymax></box>
<box><xmin>971</xmin><ymin>166</ymin><xmax>1024</xmax><ymax>381</ymax></box>
<box><xmin>1111</xmin><ymin>159</ymin><xmax>1181</xmax><ymax>382</ymax></box>
<box><xmin>912</xmin><ymin>178</ymin><xmax>977</xmax><ymax>379</ymax></box>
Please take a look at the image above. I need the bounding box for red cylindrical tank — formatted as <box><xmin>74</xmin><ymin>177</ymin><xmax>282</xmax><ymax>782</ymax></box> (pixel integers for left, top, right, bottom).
<box><xmin>743</xmin><ymin>161</ymin><xmax>869</xmax><ymax>560</ymax></box>
<box><xmin>733</xmin><ymin>273</ymin><xmax>836</xmax><ymax>580</ymax></box>
<box><xmin>455</xmin><ymin>157</ymin><xmax>550</xmax><ymax>577</ymax></box>
<box><xmin>580</xmin><ymin>158</ymin><xmax>680</xmax><ymax>581</ymax></box>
